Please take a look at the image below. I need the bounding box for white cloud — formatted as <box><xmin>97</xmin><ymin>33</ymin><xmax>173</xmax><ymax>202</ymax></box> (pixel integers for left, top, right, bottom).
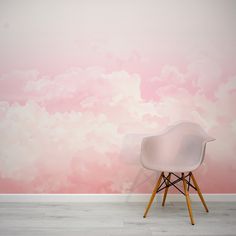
<box><xmin>0</xmin><ymin>66</ymin><xmax>236</xmax><ymax>188</ymax></box>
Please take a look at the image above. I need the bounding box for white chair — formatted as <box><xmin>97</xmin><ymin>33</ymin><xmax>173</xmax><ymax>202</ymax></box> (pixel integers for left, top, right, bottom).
<box><xmin>140</xmin><ymin>121</ymin><xmax>215</xmax><ymax>225</ymax></box>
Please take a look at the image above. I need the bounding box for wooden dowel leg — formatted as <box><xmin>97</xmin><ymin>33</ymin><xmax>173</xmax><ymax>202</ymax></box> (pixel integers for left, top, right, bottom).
<box><xmin>190</xmin><ymin>172</ymin><xmax>209</xmax><ymax>212</ymax></box>
<box><xmin>162</xmin><ymin>173</ymin><xmax>171</xmax><ymax>207</ymax></box>
<box><xmin>143</xmin><ymin>172</ymin><xmax>163</xmax><ymax>218</ymax></box>
<box><xmin>182</xmin><ymin>173</ymin><xmax>195</xmax><ymax>225</ymax></box>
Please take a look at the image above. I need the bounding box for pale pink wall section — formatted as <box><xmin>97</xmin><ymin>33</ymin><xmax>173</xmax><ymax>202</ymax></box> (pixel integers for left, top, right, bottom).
<box><xmin>0</xmin><ymin>0</ymin><xmax>236</xmax><ymax>193</ymax></box>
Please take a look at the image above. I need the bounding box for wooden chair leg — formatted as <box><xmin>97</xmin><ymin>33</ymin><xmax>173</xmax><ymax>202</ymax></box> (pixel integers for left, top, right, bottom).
<box><xmin>162</xmin><ymin>173</ymin><xmax>171</xmax><ymax>206</ymax></box>
<box><xmin>182</xmin><ymin>173</ymin><xmax>195</xmax><ymax>225</ymax></box>
<box><xmin>143</xmin><ymin>172</ymin><xmax>163</xmax><ymax>218</ymax></box>
<box><xmin>190</xmin><ymin>172</ymin><xmax>209</xmax><ymax>212</ymax></box>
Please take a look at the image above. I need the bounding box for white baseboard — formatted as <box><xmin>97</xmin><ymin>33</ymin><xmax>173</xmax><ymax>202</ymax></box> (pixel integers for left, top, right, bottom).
<box><xmin>0</xmin><ymin>194</ymin><xmax>235</xmax><ymax>202</ymax></box>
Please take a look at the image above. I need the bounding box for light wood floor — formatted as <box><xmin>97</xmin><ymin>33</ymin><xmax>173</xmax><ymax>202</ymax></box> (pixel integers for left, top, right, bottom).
<box><xmin>0</xmin><ymin>202</ymin><xmax>235</xmax><ymax>235</ymax></box>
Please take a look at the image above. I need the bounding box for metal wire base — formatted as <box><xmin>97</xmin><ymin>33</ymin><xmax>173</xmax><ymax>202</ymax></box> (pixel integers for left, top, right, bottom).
<box><xmin>156</xmin><ymin>172</ymin><xmax>197</xmax><ymax>196</ymax></box>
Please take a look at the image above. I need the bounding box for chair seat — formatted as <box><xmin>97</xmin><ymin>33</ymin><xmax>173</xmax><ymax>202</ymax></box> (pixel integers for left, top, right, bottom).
<box><xmin>143</xmin><ymin>155</ymin><xmax>201</xmax><ymax>173</ymax></box>
<box><xmin>144</xmin><ymin>163</ymin><xmax>200</xmax><ymax>173</ymax></box>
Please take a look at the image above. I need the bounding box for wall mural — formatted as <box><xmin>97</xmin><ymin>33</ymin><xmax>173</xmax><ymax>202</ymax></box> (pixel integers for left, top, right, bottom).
<box><xmin>0</xmin><ymin>1</ymin><xmax>236</xmax><ymax>193</ymax></box>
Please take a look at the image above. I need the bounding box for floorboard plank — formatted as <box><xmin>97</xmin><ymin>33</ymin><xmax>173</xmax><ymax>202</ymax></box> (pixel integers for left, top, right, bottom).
<box><xmin>0</xmin><ymin>202</ymin><xmax>235</xmax><ymax>235</ymax></box>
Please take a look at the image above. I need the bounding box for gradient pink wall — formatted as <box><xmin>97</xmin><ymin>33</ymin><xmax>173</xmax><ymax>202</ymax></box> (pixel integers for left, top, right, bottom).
<box><xmin>0</xmin><ymin>0</ymin><xmax>236</xmax><ymax>193</ymax></box>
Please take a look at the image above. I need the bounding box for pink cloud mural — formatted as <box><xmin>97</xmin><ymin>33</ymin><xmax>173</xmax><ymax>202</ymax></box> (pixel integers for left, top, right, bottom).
<box><xmin>0</xmin><ymin>0</ymin><xmax>236</xmax><ymax>193</ymax></box>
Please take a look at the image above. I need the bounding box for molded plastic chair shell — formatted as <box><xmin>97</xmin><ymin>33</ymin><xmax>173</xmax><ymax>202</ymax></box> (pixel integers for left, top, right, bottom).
<box><xmin>140</xmin><ymin>122</ymin><xmax>215</xmax><ymax>173</ymax></box>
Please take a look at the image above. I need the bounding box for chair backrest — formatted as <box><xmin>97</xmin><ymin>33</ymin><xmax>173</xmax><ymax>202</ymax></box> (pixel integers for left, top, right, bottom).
<box><xmin>140</xmin><ymin>122</ymin><xmax>215</xmax><ymax>171</ymax></box>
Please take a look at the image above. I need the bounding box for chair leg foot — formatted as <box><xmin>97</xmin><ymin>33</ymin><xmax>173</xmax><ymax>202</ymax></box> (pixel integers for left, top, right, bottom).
<box><xmin>162</xmin><ymin>173</ymin><xmax>171</xmax><ymax>207</ymax></box>
<box><xmin>182</xmin><ymin>173</ymin><xmax>195</xmax><ymax>225</ymax></box>
<box><xmin>143</xmin><ymin>172</ymin><xmax>163</xmax><ymax>218</ymax></box>
<box><xmin>190</xmin><ymin>172</ymin><xmax>209</xmax><ymax>212</ymax></box>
